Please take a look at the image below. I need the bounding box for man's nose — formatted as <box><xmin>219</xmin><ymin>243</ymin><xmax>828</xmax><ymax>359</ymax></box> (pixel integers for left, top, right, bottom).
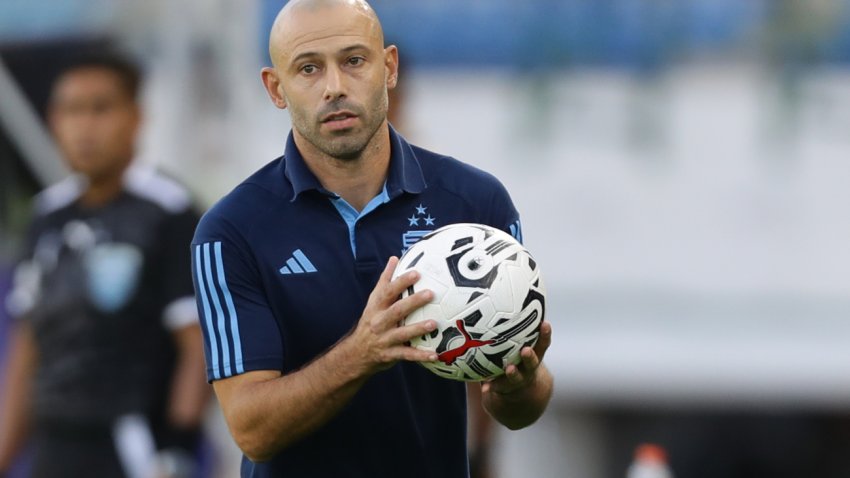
<box><xmin>323</xmin><ymin>65</ymin><xmax>347</xmax><ymax>101</ymax></box>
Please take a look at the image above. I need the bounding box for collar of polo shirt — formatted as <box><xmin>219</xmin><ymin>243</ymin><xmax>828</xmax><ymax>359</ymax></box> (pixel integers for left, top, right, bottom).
<box><xmin>283</xmin><ymin>124</ymin><xmax>426</xmax><ymax>202</ymax></box>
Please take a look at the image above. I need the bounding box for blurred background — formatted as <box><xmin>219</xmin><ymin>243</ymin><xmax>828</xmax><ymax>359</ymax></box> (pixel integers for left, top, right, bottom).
<box><xmin>2</xmin><ymin>0</ymin><xmax>850</xmax><ymax>477</ymax></box>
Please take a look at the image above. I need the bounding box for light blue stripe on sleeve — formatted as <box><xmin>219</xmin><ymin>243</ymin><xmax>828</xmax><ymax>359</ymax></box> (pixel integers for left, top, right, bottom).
<box><xmin>292</xmin><ymin>249</ymin><xmax>316</xmax><ymax>272</ymax></box>
<box><xmin>510</xmin><ymin>220</ymin><xmax>523</xmax><ymax>245</ymax></box>
<box><xmin>195</xmin><ymin>245</ymin><xmax>220</xmax><ymax>380</ymax></box>
<box><xmin>204</xmin><ymin>243</ymin><xmax>232</xmax><ymax>377</ymax></box>
<box><xmin>215</xmin><ymin>242</ymin><xmax>244</xmax><ymax>374</ymax></box>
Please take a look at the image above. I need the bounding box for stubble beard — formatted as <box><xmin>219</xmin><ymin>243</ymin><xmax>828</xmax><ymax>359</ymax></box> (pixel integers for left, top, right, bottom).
<box><xmin>289</xmin><ymin>90</ymin><xmax>388</xmax><ymax>162</ymax></box>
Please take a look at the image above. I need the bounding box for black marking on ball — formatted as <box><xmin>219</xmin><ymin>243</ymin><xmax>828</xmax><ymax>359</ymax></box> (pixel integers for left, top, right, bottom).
<box><xmin>506</xmin><ymin>253</ymin><xmax>518</xmax><ymax>262</ymax></box>
<box><xmin>483</xmin><ymin>347</ymin><xmax>511</xmax><ymax>368</ymax></box>
<box><xmin>466</xmin><ymin>291</ymin><xmax>484</xmax><ymax>304</ymax></box>
<box><xmin>522</xmin><ymin>288</ymin><xmax>545</xmax><ymax>317</ymax></box>
<box><xmin>436</xmin><ymin>326</ymin><xmax>462</xmax><ymax>354</ymax></box>
<box><xmin>485</xmin><ymin>239</ymin><xmax>512</xmax><ymax>257</ymax></box>
<box><xmin>491</xmin><ymin>310</ymin><xmax>540</xmax><ymax>346</ymax></box>
<box><xmin>406</xmin><ymin>251</ymin><xmax>425</xmax><ymax>269</ymax></box>
<box><xmin>446</xmin><ymin>250</ymin><xmax>498</xmax><ymax>288</ymax></box>
<box><xmin>407</xmin><ymin>285</ymin><xmax>415</xmax><ymax>297</ymax></box>
<box><xmin>528</xmin><ymin>257</ymin><xmax>537</xmax><ymax>271</ymax></box>
<box><xmin>469</xmin><ymin>358</ymin><xmax>490</xmax><ymax>378</ymax></box>
<box><xmin>462</xmin><ymin>310</ymin><xmax>483</xmax><ymax>328</ymax></box>
<box><xmin>451</xmin><ymin>236</ymin><xmax>474</xmax><ymax>251</ymax></box>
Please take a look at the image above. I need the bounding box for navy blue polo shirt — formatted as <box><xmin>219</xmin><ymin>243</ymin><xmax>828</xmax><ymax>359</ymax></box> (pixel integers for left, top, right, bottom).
<box><xmin>191</xmin><ymin>125</ymin><xmax>521</xmax><ymax>478</ymax></box>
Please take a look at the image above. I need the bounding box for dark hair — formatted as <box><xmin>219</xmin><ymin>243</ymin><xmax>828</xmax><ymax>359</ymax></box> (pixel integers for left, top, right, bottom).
<box><xmin>56</xmin><ymin>51</ymin><xmax>142</xmax><ymax>101</ymax></box>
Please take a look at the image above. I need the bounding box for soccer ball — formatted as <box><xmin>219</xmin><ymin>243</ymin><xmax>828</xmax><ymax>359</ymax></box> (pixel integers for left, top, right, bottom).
<box><xmin>394</xmin><ymin>223</ymin><xmax>545</xmax><ymax>382</ymax></box>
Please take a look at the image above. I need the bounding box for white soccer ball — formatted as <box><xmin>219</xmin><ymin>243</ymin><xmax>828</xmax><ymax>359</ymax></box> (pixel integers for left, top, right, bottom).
<box><xmin>393</xmin><ymin>223</ymin><xmax>546</xmax><ymax>382</ymax></box>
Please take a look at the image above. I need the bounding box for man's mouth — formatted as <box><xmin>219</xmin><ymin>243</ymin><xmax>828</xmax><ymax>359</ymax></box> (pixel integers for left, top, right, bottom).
<box><xmin>321</xmin><ymin>111</ymin><xmax>359</xmax><ymax>130</ymax></box>
<box><xmin>322</xmin><ymin>111</ymin><xmax>357</xmax><ymax>122</ymax></box>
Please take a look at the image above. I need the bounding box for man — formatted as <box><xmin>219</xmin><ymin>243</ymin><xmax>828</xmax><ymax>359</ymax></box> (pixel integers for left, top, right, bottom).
<box><xmin>191</xmin><ymin>0</ymin><xmax>554</xmax><ymax>476</ymax></box>
<box><xmin>0</xmin><ymin>53</ymin><xmax>208</xmax><ymax>478</ymax></box>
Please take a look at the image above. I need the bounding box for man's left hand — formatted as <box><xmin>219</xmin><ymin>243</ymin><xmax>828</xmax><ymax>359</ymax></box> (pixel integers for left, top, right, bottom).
<box><xmin>482</xmin><ymin>320</ymin><xmax>552</xmax><ymax>397</ymax></box>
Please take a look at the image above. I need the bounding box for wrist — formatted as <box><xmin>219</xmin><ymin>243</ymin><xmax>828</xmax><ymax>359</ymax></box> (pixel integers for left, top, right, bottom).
<box><xmin>328</xmin><ymin>334</ymin><xmax>374</xmax><ymax>383</ymax></box>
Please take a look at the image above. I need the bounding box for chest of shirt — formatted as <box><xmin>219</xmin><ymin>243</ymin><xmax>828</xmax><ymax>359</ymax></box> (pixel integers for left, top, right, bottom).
<box><xmin>251</xmin><ymin>192</ymin><xmax>484</xmax><ymax>366</ymax></box>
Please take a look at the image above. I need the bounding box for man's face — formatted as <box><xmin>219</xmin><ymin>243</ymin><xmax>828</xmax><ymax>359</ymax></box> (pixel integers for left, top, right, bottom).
<box><xmin>268</xmin><ymin>3</ymin><xmax>396</xmax><ymax>160</ymax></box>
<box><xmin>48</xmin><ymin>67</ymin><xmax>139</xmax><ymax>180</ymax></box>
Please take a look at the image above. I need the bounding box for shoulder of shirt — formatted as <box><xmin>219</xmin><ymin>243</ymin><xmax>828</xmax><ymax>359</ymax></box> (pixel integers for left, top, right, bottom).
<box><xmin>34</xmin><ymin>165</ymin><xmax>194</xmax><ymax>217</ymax></box>
<box><xmin>123</xmin><ymin>165</ymin><xmax>193</xmax><ymax>214</ymax></box>
<box><xmin>410</xmin><ymin>144</ymin><xmax>509</xmax><ymax>198</ymax></box>
<box><xmin>33</xmin><ymin>176</ymin><xmax>84</xmax><ymax>216</ymax></box>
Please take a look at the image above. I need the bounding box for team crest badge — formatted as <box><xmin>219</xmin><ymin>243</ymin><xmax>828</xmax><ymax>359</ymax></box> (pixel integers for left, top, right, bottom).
<box><xmin>402</xmin><ymin>203</ymin><xmax>437</xmax><ymax>254</ymax></box>
<box><xmin>84</xmin><ymin>243</ymin><xmax>143</xmax><ymax>312</ymax></box>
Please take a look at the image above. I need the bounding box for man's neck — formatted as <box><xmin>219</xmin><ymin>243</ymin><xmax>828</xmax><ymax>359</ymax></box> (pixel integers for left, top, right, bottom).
<box><xmin>79</xmin><ymin>169</ymin><xmax>126</xmax><ymax>208</ymax></box>
<box><xmin>296</xmin><ymin>123</ymin><xmax>391</xmax><ymax>212</ymax></box>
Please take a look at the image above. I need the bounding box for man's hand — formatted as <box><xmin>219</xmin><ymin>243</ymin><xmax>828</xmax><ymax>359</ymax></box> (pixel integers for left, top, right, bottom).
<box><xmin>481</xmin><ymin>321</ymin><xmax>553</xmax><ymax>430</ymax></box>
<box><xmin>344</xmin><ymin>256</ymin><xmax>438</xmax><ymax>376</ymax></box>
<box><xmin>482</xmin><ymin>320</ymin><xmax>552</xmax><ymax>396</ymax></box>
<box><xmin>212</xmin><ymin>256</ymin><xmax>441</xmax><ymax>460</ymax></box>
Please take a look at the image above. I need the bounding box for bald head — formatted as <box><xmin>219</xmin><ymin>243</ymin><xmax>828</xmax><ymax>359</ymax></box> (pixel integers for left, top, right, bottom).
<box><xmin>269</xmin><ymin>0</ymin><xmax>384</xmax><ymax>68</ymax></box>
<box><xmin>259</xmin><ymin>0</ymin><xmax>398</xmax><ymax>163</ymax></box>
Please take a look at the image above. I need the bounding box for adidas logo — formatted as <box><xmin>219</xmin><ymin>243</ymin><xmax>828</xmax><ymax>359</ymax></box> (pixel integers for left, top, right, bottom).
<box><xmin>279</xmin><ymin>249</ymin><xmax>317</xmax><ymax>275</ymax></box>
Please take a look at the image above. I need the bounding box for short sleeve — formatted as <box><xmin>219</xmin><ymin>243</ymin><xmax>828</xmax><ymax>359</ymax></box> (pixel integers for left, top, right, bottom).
<box><xmin>4</xmin><ymin>217</ymin><xmax>44</xmax><ymax>320</ymax></box>
<box><xmin>191</xmin><ymin>217</ymin><xmax>283</xmax><ymax>382</ymax></box>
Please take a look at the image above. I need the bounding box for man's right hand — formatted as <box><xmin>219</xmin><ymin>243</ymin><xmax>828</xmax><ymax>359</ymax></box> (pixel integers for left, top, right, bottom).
<box><xmin>343</xmin><ymin>256</ymin><xmax>438</xmax><ymax>376</ymax></box>
<box><xmin>212</xmin><ymin>257</ymin><xmax>440</xmax><ymax>460</ymax></box>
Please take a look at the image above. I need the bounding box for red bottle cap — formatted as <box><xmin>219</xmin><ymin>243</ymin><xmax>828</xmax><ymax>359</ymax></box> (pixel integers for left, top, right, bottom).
<box><xmin>634</xmin><ymin>443</ymin><xmax>668</xmax><ymax>464</ymax></box>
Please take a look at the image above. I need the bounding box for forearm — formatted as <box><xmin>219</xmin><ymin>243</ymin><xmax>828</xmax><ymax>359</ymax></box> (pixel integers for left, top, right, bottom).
<box><xmin>482</xmin><ymin>363</ymin><xmax>553</xmax><ymax>430</ymax></box>
<box><xmin>213</xmin><ymin>260</ymin><xmax>436</xmax><ymax>461</ymax></box>
<box><xmin>219</xmin><ymin>339</ymin><xmax>369</xmax><ymax>461</ymax></box>
<box><xmin>167</xmin><ymin>326</ymin><xmax>209</xmax><ymax>430</ymax></box>
<box><xmin>0</xmin><ymin>385</ymin><xmax>29</xmax><ymax>472</ymax></box>
<box><xmin>0</xmin><ymin>325</ymin><xmax>36</xmax><ymax>471</ymax></box>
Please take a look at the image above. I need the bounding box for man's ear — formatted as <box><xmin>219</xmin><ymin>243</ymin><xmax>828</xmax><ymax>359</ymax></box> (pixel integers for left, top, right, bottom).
<box><xmin>384</xmin><ymin>45</ymin><xmax>399</xmax><ymax>90</ymax></box>
<box><xmin>261</xmin><ymin>67</ymin><xmax>288</xmax><ymax>109</ymax></box>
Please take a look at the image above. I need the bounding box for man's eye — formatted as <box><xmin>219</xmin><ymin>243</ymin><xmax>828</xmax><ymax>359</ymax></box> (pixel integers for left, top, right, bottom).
<box><xmin>348</xmin><ymin>57</ymin><xmax>364</xmax><ymax>66</ymax></box>
<box><xmin>301</xmin><ymin>65</ymin><xmax>317</xmax><ymax>74</ymax></box>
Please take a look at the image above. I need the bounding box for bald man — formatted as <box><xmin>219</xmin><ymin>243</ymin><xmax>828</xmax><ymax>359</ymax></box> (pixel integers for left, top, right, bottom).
<box><xmin>190</xmin><ymin>1</ymin><xmax>554</xmax><ymax>476</ymax></box>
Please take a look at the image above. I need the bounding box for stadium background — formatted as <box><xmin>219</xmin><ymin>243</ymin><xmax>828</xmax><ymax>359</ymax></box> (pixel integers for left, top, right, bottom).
<box><xmin>2</xmin><ymin>0</ymin><xmax>850</xmax><ymax>476</ymax></box>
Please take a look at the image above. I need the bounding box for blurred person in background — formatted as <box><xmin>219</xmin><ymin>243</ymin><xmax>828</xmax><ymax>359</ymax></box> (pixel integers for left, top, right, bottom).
<box><xmin>191</xmin><ymin>0</ymin><xmax>553</xmax><ymax>477</ymax></box>
<box><xmin>0</xmin><ymin>52</ymin><xmax>208</xmax><ymax>478</ymax></box>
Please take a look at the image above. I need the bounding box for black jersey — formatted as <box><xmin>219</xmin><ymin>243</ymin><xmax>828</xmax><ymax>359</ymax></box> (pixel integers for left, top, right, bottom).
<box><xmin>6</xmin><ymin>166</ymin><xmax>199</xmax><ymax>427</ymax></box>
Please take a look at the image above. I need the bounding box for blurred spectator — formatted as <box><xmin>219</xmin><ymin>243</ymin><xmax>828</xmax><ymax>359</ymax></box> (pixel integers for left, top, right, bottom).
<box><xmin>0</xmin><ymin>51</ymin><xmax>208</xmax><ymax>478</ymax></box>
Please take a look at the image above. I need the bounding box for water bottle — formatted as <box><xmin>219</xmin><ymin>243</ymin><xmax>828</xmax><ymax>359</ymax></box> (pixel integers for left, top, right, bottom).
<box><xmin>626</xmin><ymin>443</ymin><xmax>673</xmax><ymax>478</ymax></box>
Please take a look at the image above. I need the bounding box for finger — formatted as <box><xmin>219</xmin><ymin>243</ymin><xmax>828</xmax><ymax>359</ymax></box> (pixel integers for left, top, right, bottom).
<box><xmin>383</xmin><ymin>318</ymin><xmax>437</xmax><ymax>346</ymax></box>
<box><xmin>489</xmin><ymin>363</ymin><xmax>525</xmax><ymax>394</ymax></box>
<box><xmin>369</xmin><ymin>257</ymin><xmax>400</xmax><ymax>303</ymax></box>
<box><xmin>380</xmin><ymin>256</ymin><xmax>399</xmax><ymax>284</ymax></box>
<box><xmin>533</xmin><ymin>320</ymin><xmax>552</xmax><ymax>361</ymax></box>
<box><xmin>379</xmin><ymin>289</ymin><xmax>433</xmax><ymax>326</ymax></box>
<box><xmin>517</xmin><ymin>346</ymin><xmax>540</xmax><ymax>373</ymax></box>
<box><xmin>379</xmin><ymin>268</ymin><xmax>421</xmax><ymax>307</ymax></box>
<box><xmin>385</xmin><ymin>345</ymin><xmax>438</xmax><ymax>363</ymax></box>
